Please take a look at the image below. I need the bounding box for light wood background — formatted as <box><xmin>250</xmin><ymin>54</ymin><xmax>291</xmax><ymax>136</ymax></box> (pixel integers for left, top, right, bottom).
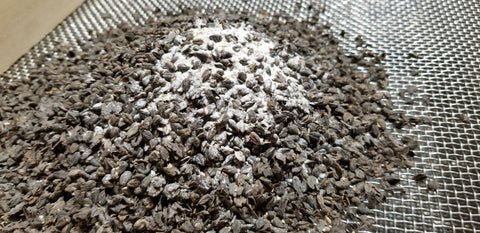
<box><xmin>0</xmin><ymin>0</ymin><xmax>84</xmax><ymax>73</ymax></box>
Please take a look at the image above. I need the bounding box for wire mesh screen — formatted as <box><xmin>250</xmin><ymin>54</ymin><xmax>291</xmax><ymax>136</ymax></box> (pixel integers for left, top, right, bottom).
<box><xmin>2</xmin><ymin>0</ymin><xmax>480</xmax><ymax>232</ymax></box>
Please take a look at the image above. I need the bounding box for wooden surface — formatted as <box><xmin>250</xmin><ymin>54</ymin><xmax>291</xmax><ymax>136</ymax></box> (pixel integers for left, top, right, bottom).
<box><xmin>0</xmin><ymin>0</ymin><xmax>85</xmax><ymax>73</ymax></box>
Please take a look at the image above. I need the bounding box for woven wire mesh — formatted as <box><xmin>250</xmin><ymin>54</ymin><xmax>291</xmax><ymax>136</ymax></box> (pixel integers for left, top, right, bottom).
<box><xmin>2</xmin><ymin>0</ymin><xmax>480</xmax><ymax>232</ymax></box>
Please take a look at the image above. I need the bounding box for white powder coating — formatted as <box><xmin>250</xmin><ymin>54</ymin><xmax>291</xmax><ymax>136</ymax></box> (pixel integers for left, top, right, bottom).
<box><xmin>144</xmin><ymin>19</ymin><xmax>313</xmax><ymax>137</ymax></box>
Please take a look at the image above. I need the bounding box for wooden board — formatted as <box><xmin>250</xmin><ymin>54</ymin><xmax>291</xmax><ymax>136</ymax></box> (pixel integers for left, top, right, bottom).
<box><xmin>0</xmin><ymin>0</ymin><xmax>84</xmax><ymax>73</ymax></box>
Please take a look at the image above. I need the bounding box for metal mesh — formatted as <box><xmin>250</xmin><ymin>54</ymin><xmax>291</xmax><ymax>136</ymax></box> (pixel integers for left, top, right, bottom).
<box><xmin>2</xmin><ymin>0</ymin><xmax>480</xmax><ymax>232</ymax></box>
